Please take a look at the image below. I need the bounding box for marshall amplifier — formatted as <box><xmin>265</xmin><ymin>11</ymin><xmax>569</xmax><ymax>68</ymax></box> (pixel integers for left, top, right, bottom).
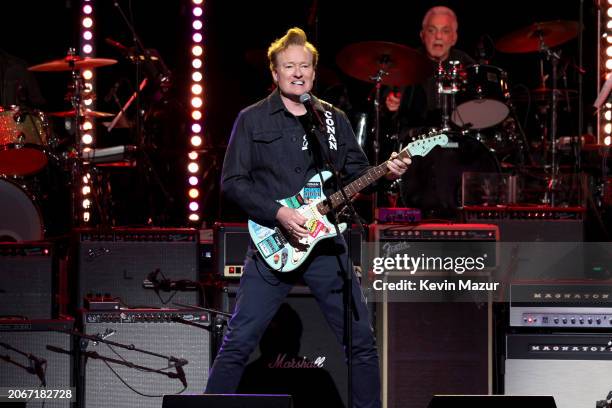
<box><xmin>74</xmin><ymin>228</ymin><xmax>199</xmax><ymax>309</ymax></box>
<box><xmin>214</xmin><ymin>222</ymin><xmax>365</xmax><ymax>279</ymax></box>
<box><xmin>0</xmin><ymin>242</ymin><xmax>57</xmax><ymax>319</ymax></box>
<box><xmin>81</xmin><ymin>309</ymin><xmax>211</xmax><ymax>408</ymax></box>
<box><xmin>0</xmin><ymin>319</ymin><xmax>74</xmax><ymax>408</ymax></box>
<box><xmin>504</xmin><ymin>333</ymin><xmax>612</xmax><ymax>408</ymax></box>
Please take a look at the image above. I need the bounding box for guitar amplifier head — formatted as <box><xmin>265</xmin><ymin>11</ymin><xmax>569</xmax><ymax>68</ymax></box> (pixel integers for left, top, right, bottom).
<box><xmin>214</xmin><ymin>222</ymin><xmax>365</xmax><ymax>279</ymax></box>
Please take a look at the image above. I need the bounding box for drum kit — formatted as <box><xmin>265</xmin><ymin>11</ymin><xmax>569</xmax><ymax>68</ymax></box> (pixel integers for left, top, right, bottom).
<box><xmin>0</xmin><ymin>51</ymin><xmax>121</xmax><ymax>242</ymax></box>
<box><xmin>335</xmin><ymin>19</ymin><xmax>584</xmax><ymax>211</ymax></box>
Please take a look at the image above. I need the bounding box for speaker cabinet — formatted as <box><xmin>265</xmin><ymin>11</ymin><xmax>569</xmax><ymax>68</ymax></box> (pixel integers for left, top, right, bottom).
<box><xmin>81</xmin><ymin>310</ymin><xmax>211</xmax><ymax>408</ymax></box>
<box><xmin>370</xmin><ymin>224</ymin><xmax>495</xmax><ymax>408</ymax></box>
<box><xmin>504</xmin><ymin>333</ymin><xmax>612</xmax><ymax>408</ymax></box>
<box><xmin>163</xmin><ymin>394</ymin><xmax>293</xmax><ymax>408</ymax></box>
<box><xmin>428</xmin><ymin>395</ymin><xmax>557</xmax><ymax>408</ymax></box>
<box><xmin>220</xmin><ymin>284</ymin><xmax>348</xmax><ymax>408</ymax></box>
<box><xmin>0</xmin><ymin>242</ymin><xmax>56</xmax><ymax>319</ymax></box>
<box><xmin>75</xmin><ymin>229</ymin><xmax>199</xmax><ymax>309</ymax></box>
<box><xmin>0</xmin><ymin>319</ymin><xmax>74</xmax><ymax>408</ymax></box>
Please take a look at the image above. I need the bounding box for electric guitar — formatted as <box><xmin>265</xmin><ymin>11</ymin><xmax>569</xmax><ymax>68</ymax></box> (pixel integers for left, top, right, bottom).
<box><xmin>248</xmin><ymin>133</ymin><xmax>448</xmax><ymax>272</ymax></box>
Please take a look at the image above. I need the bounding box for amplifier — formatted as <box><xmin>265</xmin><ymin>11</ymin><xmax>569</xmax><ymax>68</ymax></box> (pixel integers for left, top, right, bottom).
<box><xmin>74</xmin><ymin>228</ymin><xmax>199</xmax><ymax>309</ymax></box>
<box><xmin>214</xmin><ymin>222</ymin><xmax>365</xmax><ymax>278</ymax></box>
<box><xmin>375</xmin><ymin>207</ymin><xmax>421</xmax><ymax>223</ymax></box>
<box><xmin>0</xmin><ymin>319</ymin><xmax>74</xmax><ymax>408</ymax></box>
<box><xmin>509</xmin><ymin>282</ymin><xmax>612</xmax><ymax>328</ymax></box>
<box><xmin>462</xmin><ymin>206</ymin><xmax>585</xmax><ymax>242</ymax></box>
<box><xmin>371</xmin><ymin>223</ymin><xmax>499</xmax><ymax>241</ymax></box>
<box><xmin>82</xmin><ymin>309</ymin><xmax>211</xmax><ymax>408</ymax></box>
<box><xmin>504</xmin><ymin>333</ymin><xmax>612</xmax><ymax>408</ymax></box>
<box><xmin>0</xmin><ymin>242</ymin><xmax>57</xmax><ymax>319</ymax></box>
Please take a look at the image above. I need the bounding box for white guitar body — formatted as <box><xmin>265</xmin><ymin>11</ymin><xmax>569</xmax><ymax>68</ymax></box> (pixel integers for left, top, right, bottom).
<box><xmin>248</xmin><ymin>171</ymin><xmax>345</xmax><ymax>273</ymax></box>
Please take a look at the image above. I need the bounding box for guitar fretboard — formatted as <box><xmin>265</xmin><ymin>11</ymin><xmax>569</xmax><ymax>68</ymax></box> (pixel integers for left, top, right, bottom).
<box><xmin>317</xmin><ymin>148</ymin><xmax>411</xmax><ymax>215</ymax></box>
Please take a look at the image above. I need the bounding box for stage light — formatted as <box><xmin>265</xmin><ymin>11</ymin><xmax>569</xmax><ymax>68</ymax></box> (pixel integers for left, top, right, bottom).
<box><xmin>606</xmin><ymin>110</ymin><xmax>612</xmax><ymax>121</ymax></box>
<box><xmin>193</xmin><ymin>7</ymin><xmax>203</xmax><ymax>16</ymax></box>
<box><xmin>192</xmin><ymin>124</ymin><xmax>202</xmax><ymax>133</ymax></box>
<box><xmin>82</xmin><ymin>17</ymin><xmax>93</xmax><ymax>28</ymax></box>
<box><xmin>189</xmin><ymin>213</ymin><xmax>200</xmax><ymax>222</ymax></box>
<box><xmin>82</xmin><ymin>133</ymin><xmax>93</xmax><ymax>144</ymax></box>
<box><xmin>191</xmin><ymin>135</ymin><xmax>202</xmax><ymax>146</ymax></box>
<box><xmin>83</xmin><ymin>4</ymin><xmax>92</xmax><ymax>14</ymax></box>
<box><xmin>82</xmin><ymin>199</ymin><xmax>91</xmax><ymax>209</ymax></box>
<box><xmin>83</xmin><ymin>69</ymin><xmax>93</xmax><ymax>80</ymax></box>
<box><xmin>193</xmin><ymin>33</ymin><xmax>203</xmax><ymax>43</ymax></box>
<box><xmin>193</xmin><ymin>20</ymin><xmax>202</xmax><ymax>30</ymax></box>
<box><xmin>605</xmin><ymin>136</ymin><xmax>612</xmax><ymax>145</ymax></box>
<box><xmin>188</xmin><ymin>163</ymin><xmax>199</xmax><ymax>173</ymax></box>
<box><xmin>192</xmin><ymin>45</ymin><xmax>203</xmax><ymax>56</ymax></box>
<box><xmin>189</xmin><ymin>176</ymin><xmax>199</xmax><ymax>186</ymax></box>
<box><xmin>189</xmin><ymin>152</ymin><xmax>199</xmax><ymax>160</ymax></box>
<box><xmin>83</xmin><ymin>121</ymin><xmax>93</xmax><ymax>130</ymax></box>
<box><xmin>82</xmin><ymin>186</ymin><xmax>91</xmax><ymax>195</ymax></box>
<box><xmin>192</xmin><ymin>58</ymin><xmax>202</xmax><ymax>69</ymax></box>
<box><xmin>83</xmin><ymin>31</ymin><xmax>93</xmax><ymax>40</ymax></box>
<box><xmin>191</xmin><ymin>84</ymin><xmax>203</xmax><ymax>94</ymax></box>
<box><xmin>191</xmin><ymin>97</ymin><xmax>203</xmax><ymax>108</ymax></box>
<box><xmin>189</xmin><ymin>188</ymin><xmax>200</xmax><ymax>199</ymax></box>
<box><xmin>192</xmin><ymin>111</ymin><xmax>202</xmax><ymax>120</ymax></box>
<box><xmin>192</xmin><ymin>71</ymin><xmax>202</xmax><ymax>81</ymax></box>
<box><xmin>605</xmin><ymin>123</ymin><xmax>611</xmax><ymax>134</ymax></box>
<box><xmin>189</xmin><ymin>202</ymin><xmax>199</xmax><ymax>211</ymax></box>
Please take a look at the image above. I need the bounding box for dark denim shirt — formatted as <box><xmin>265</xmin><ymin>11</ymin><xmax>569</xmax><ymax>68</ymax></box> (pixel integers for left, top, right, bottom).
<box><xmin>221</xmin><ymin>89</ymin><xmax>371</xmax><ymax>227</ymax></box>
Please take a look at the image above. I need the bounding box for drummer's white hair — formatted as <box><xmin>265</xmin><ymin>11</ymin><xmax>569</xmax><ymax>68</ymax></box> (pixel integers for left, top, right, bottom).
<box><xmin>422</xmin><ymin>6</ymin><xmax>458</xmax><ymax>32</ymax></box>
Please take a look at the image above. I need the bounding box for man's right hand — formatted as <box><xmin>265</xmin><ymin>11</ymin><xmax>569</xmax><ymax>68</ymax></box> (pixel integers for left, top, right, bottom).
<box><xmin>276</xmin><ymin>206</ymin><xmax>309</xmax><ymax>238</ymax></box>
<box><xmin>385</xmin><ymin>91</ymin><xmax>402</xmax><ymax>112</ymax></box>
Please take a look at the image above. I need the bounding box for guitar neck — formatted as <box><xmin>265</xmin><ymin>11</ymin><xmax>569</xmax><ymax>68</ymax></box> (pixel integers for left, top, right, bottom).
<box><xmin>317</xmin><ymin>157</ymin><xmax>402</xmax><ymax>216</ymax></box>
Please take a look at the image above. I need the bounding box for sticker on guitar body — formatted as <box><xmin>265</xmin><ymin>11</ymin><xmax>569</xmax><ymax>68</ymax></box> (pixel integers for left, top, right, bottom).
<box><xmin>306</xmin><ymin>219</ymin><xmax>328</xmax><ymax>238</ymax></box>
<box><xmin>256</xmin><ymin>234</ymin><xmax>284</xmax><ymax>258</ymax></box>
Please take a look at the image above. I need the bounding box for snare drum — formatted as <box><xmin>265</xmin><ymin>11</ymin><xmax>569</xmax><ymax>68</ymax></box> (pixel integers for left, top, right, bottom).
<box><xmin>0</xmin><ymin>106</ymin><xmax>50</xmax><ymax>176</ymax></box>
<box><xmin>451</xmin><ymin>64</ymin><xmax>510</xmax><ymax>130</ymax></box>
<box><xmin>0</xmin><ymin>178</ymin><xmax>44</xmax><ymax>242</ymax></box>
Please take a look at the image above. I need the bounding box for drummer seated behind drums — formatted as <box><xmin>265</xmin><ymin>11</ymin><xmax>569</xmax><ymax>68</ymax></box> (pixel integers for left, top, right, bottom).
<box><xmin>385</xmin><ymin>5</ymin><xmax>474</xmax><ymax>130</ymax></box>
<box><xmin>384</xmin><ymin>6</ymin><xmax>482</xmax><ymax>219</ymax></box>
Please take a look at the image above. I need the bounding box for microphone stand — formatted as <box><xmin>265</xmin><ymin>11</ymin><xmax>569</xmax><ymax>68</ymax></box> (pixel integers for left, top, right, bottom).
<box><xmin>303</xmin><ymin>97</ymin><xmax>367</xmax><ymax>408</ymax></box>
<box><xmin>50</xmin><ymin>328</ymin><xmax>189</xmax><ymax>398</ymax></box>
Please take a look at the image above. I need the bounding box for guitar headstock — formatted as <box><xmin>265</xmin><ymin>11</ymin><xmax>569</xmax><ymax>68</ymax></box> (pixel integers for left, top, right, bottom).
<box><xmin>405</xmin><ymin>132</ymin><xmax>449</xmax><ymax>157</ymax></box>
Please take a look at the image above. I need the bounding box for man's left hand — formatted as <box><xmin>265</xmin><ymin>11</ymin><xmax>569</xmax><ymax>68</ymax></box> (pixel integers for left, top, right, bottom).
<box><xmin>385</xmin><ymin>152</ymin><xmax>411</xmax><ymax>180</ymax></box>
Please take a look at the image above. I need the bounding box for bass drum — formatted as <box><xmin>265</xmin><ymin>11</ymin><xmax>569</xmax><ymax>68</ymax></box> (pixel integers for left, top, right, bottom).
<box><xmin>399</xmin><ymin>132</ymin><xmax>500</xmax><ymax>219</ymax></box>
<box><xmin>0</xmin><ymin>178</ymin><xmax>44</xmax><ymax>242</ymax></box>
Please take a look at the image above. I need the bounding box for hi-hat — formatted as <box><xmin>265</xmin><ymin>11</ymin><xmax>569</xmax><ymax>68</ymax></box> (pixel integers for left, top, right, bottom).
<box><xmin>496</xmin><ymin>20</ymin><xmax>579</xmax><ymax>53</ymax></box>
<box><xmin>29</xmin><ymin>56</ymin><xmax>117</xmax><ymax>72</ymax></box>
<box><xmin>336</xmin><ymin>41</ymin><xmax>432</xmax><ymax>86</ymax></box>
<box><xmin>47</xmin><ymin>109</ymin><xmax>115</xmax><ymax>118</ymax></box>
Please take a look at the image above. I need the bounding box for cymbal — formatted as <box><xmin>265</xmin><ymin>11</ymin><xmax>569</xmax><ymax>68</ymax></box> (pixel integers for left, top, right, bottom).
<box><xmin>336</xmin><ymin>41</ymin><xmax>432</xmax><ymax>86</ymax></box>
<box><xmin>47</xmin><ymin>109</ymin><xmax>115</xmax><ymax>118</ymax></box>
<box><xmin>512</xmin><ymin>86</ymin><xmax>578</xmax><ymax>102</ymax></box>
<box><xmin>496</xmin><ymin>20</ymin><xmax>579</xmax><ymax>53</ymax></box>
<box><xmin>29</xmin><ymin>56</ymin><xmax>117</xmax><ymax>72</ymax></box>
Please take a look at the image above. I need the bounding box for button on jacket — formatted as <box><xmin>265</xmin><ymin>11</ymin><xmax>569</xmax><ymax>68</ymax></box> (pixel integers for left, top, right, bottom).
<box><xmin>221</xmin><ymin>89</ymin><xmax>371</xmax><ymax>227</ymax></box>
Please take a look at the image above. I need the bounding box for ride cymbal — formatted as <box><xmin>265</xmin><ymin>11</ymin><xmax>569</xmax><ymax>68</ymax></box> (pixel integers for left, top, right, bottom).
<box><xmin>29</xmin><ymin>56</ymin><xmax>117</xmax><ymax>72</ymax></box>
<box><xmin>336</xmin><ymin>41</ymin><xmax>432</xmax><ymax>86</ymax></box>
<box><xmin>496</xmin><ymin>20</ymin><xmax>579</xmax><ymax>53</ymax></box>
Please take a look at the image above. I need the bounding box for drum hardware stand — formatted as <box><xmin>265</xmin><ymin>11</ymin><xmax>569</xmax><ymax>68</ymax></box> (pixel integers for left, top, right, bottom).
<box><xmin>435</xmin><ymin>60</ymin><xmax>461</xmax><ymax>131</ymax></box>
<box><xmin>537</xmin><ymin>31</ymin><xmax>562</xmax><ymax>206</ymax></box>
<box><xmin>368</xmin><ymin>56</ymin><xmax>390</xmax><ymax>212</ymax></box>
<box><xmin>109</xmin><ymin>1</ymin><xmax>176</xmax><ymax>223</ymax></box>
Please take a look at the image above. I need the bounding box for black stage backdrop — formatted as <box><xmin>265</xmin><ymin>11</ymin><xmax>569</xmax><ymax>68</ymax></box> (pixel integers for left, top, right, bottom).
<box><xmin>0</xmin><ymin>0</ymin><xmax>598</xmax><ymax>225</ymax></box>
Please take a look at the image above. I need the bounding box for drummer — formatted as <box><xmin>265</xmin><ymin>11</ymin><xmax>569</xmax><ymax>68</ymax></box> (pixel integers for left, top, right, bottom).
<box><xmin>384</xmin><ymin>5</ymin><xmax>474</xmax><ymax>132</ymax></box>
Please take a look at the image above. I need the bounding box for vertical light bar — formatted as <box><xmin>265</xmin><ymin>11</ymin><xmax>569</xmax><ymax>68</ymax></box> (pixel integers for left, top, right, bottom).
<box><xmin>600</xmin><ymin>2</ymin><xmax>612</xmax><ymax>146</ymax></box>
<box><xmin>188</xmin><ymin>0</ymin><xmax>204</xmax><ymax>224</ymax></box>
<box><xmin>80</xmin><ymin>0</ymin><xmax>95</xmax><ymax>222</ymax></box>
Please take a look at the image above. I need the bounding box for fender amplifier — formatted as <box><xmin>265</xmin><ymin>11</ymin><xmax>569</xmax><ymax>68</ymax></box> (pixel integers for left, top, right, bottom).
<box><xmin>0</xmin><ymin>242</ymin><xmax>57</xmax><ymax>319</ymax></box>
<box><xmin>74</xmin><ymin>228</ymin><xmax>199</xmax><ymax>309</ymax></box>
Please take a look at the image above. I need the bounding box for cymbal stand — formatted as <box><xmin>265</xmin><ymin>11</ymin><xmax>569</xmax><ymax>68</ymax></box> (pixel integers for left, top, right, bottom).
<box><xmin>436</xmin><ymin>60</ymin><xmax>460</xmax><ymax>131</ymax></box>
<box><xmin>368</xmin><ymin>56</ymin><xmax>389</xmax><ymax>211</ymax></box>
<box><xmin>537</xmin><ymin>30</ymin><xmax>562</xmax><ymax>206</ymax></box>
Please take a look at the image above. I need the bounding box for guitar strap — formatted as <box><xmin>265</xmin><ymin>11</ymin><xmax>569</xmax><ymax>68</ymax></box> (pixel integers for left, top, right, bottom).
<box><xmin>316</xmin><ymin>99</ymin><xmax>338</xmax><ymax>167</ymax></box>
